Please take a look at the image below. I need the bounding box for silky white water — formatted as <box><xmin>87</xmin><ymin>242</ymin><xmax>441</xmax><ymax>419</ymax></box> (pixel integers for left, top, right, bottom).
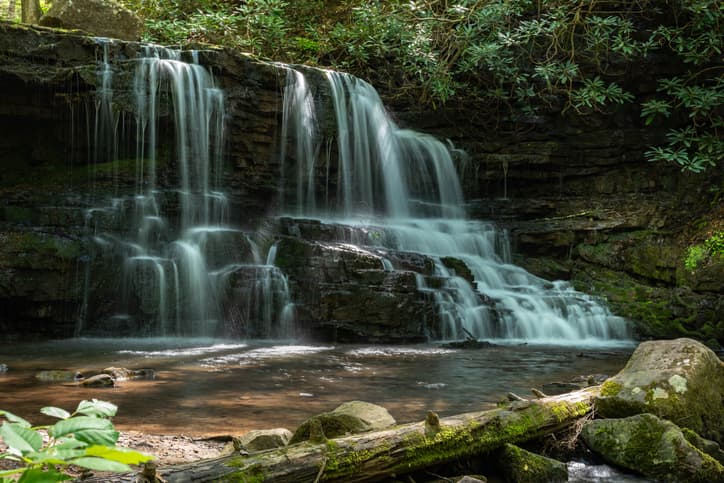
<box><xmin>281</xmin><ymin>69</ymin><xmax>631</xmax><ymax>344</ymax></box>
<box><xmin>80</xmin><ymin>45</ymin><xmax>294</xmax><ymax>337</ymax></box>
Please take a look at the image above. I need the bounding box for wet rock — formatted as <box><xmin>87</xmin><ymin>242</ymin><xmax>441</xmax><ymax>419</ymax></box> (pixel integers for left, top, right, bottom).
<box><xmin>442</xmin><ymin>340</ymin><xmax>496</xmax><ymax>350</ymax></box>
<box><xmin>39</xmin><ymin>0</ymin><xmax>142</xmax><ymax>41</ymax></box>
<box><xmin>80</xmin><ymin>374</ymin><xmax>114</xmax><ymax>387</ymax></box>
<box><xmin>682</xmin><ymin>428</ymin><xmax>724</xmax><ymax>466</ymax></box>
<box><xmin>275</xmin><ymin>236</ymin><xmax>442</xmax><ymax>342</ymax></box>
<box><xmin>290</xmin><ymin>401</ymin><xmax>396</xmax><ymax>444</ymax></box>
<box><xmin>232</xmin><ymin>428</ymin><xmax>292</xmax><ymax>452</ymax></box>
<box><xmin>498</xmin><ymin>443</ymin><xmax>567</xmax><ymax>483</ymax></box>
<box><xmin>581</xmin><ymin>413</ymin><xmax>724</xmax><ymax>482</ymax></box>
<box><xmin>35</xmin><ymin>370</ymin><xmax>82</xmax><ymax>382</ymax></box>
<box><xmin>0</xmin><ymin>364</ymin><xmax>7</xmax><ymax>373</ymax></box>
<box><xmin>595</xmin><ymin>338</ymin><xmax>724</xmax><ymax>443</ymax></box>
<box><xmin>102</xmin><ymin>367</ymin><xmax>156</xmax><ymax>381</ymax></box>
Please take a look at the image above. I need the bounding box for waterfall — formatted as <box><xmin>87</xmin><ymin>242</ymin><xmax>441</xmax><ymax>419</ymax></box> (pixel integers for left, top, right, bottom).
<box><xmin>80</xmin><ymin>44</ymin><xmax>294</xmax><ymax>338</ymax></box>
<box><xmin>281</xmin><ymin>70</ymin><xmax>630</xmax><ymax>343</ymax></box>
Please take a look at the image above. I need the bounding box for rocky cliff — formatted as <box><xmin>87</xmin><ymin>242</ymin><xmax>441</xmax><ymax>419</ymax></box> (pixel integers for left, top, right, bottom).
<box><xmin>0</xmin><ymin>21</ymin><xmax>720</xmax><ymax>345</ymax></box>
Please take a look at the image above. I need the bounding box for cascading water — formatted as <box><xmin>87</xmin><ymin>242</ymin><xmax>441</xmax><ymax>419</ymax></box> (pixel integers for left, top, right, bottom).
<box><xmin>281</xmin><ymin>69</ymin><xmax>630</xmax><ymax>344</ymax></box>
<box><xmin>79</xmin><ymin>44</ymin><xmax>294</xmax><ymax>338</ymax></box>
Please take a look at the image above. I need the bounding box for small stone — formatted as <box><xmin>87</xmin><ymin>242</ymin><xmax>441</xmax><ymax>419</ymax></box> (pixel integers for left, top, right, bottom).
<box><xmin>80</xmin><ymin>374</ymin><xmax>114</xmax><ymax>387</ymax></box>
<box><xmin>35</xmin><ymin>370</ymin><xmax>78</xmax><ymax>382</ymax></box>
<box><xmin>232</xmin><ymin>428</ymin><xmax>292</xmax><ymax>452</ymax></box>
<box><xmin>0</xmin><ymin>364</ymin><xmax>8</xmax><ymax>373</ymax></box>
<box><xmin>103</xmin><ymin>367</ymin><xmax>155</xmax><ymax>381</ymax></box>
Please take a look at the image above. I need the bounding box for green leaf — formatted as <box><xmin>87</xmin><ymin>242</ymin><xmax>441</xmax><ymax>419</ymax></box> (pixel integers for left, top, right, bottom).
<box><xmin>0</xmin><ymin>422</ymin><xmax>42</xmax><ymax>453</ymax></box>
<box><xmin>69</xmin><ymin>457</ymin><xmax>131</xmax><ymax>473</ymax></box>
<box><xmin>26</xmin><ymin>446</ymin><xmax>86</xmax><ymax>464</ymax></box>
<box><xmin>40</xmin><ymin>407</ymin><xmax>71</xmax><ymax>420</ymax></box>
<box><xmin>17</xmin><ymin>468</ymin><xmax>72</xmax><ymax>483</ymax></box>
<box><xmin>0</xmin><ymin>468</ymin><xmax>24</xmax><ymax>477</ymax></box>
<box><xmin>75</xmin><ymin>400</ymin><xmax>117</xmax><ymax>418</ymax></box>
<box><xmin>73</xmin><ymin>429</ymin><xmax>119</xmax><ymax>446</ymax></box>
<box><xmin>50</xmin><ymin>416</ymin><xmax>113</xmax><ymax>439</ymax></box>
<box><xmin>84</xmin><ymin>445</ymin><xmax>153</xmax><ymax>465</ymax></box>
<box><xmin>0</xmin><ymin>410</ymin><xmax>31</xmax><ymax>428</ymax></box>
<box><xmin>53</xmin><ymin>438</ymin><xmax>88</xmax><ymax>450</ymax></box>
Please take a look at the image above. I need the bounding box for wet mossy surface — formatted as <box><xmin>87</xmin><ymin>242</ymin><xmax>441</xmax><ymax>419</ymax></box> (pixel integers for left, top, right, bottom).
<box><xmin>595</xmin><ymin>339</ymin><xmax>724</xmax><ymax>444</ymax></box>
<box><xmin>498</xmin><ymin>443</ymin><xmax>567</xmax><ymax>482</ymax></box>
<box><xmin>582</xmin><ymin>414</ymin><xmax>724</xmax><ymax>482</ymax></box>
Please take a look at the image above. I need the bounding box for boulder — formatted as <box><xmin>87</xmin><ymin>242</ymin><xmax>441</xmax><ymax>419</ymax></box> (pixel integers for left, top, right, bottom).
<box><xmin>581</xmin><ymin>413</ymin><xmax>724</xmax><ymax>482</ymax></box>
<box><xmin>498</xmin><ymin>444</ymin><xmax>567</xmax><ymax>483</ymax></box>
<box><xmin>232</xmin><ymin>428</ymin><xmax>292</xmax><ymax>452</ymax></box>
<box><xmin>596</xmin><ymin>338</ymin><xmax>724</xmax><ymax>443</ymax></box>
<box><xmin>80</xmin><ymin>374</ymin><xmax>114</xmax><ymax>387</ymax></box>
<box><xmin>289</xmin><ymin>401</ymin><xmax>395</xmax><ymax>444</ymax></box>
<box><xmin>39</xmin><ymin>0</ymin><xmax>142</xmax><ymax>41</ymax></box>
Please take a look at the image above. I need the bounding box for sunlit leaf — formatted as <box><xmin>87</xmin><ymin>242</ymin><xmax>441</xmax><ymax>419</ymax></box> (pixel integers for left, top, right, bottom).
<box><xmin>75</xmin><ymin>400</ymin><xmax>117</xmax><ymax>418</ymax></box>
<box><xmin>40</xmin><ymin>407</ymin><xmax>71</xmax><ymax>420</ymax></box>
<box><xmin>84</xmin><ymin>445</ymin><xmax>153</xmax><ymax>465</ymax></box>
<box><xmin>73</xmin><ymin>429</ymin><xmax>120</xmax><ymax>447</ymax></box>
<box><xmin>17</xmin><ymin>468</ymin><xmax>72</xmax><ymax>483</ymax></box>
<box><xmin>0</xmin><ymin>410</ymin><xmax>31</xmax><ymax>428</ymax></box>
<box><xmin>0</xmin><ymin>423</ymin><xmax>42</xmax><ymax>453</ymax></box>
<box><xmin>69</xmin><ymin>457</ymin><xmax>131</xmax><ymax>473</ymax></box>
<box><xmin>50</xmin><ymin>417</ymin><xmax>113</xmax><ymax>439</ymax></box>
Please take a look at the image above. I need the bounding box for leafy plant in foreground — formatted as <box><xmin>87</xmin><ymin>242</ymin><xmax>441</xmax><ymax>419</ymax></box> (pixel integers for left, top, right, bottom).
<box><xmin>0</xmin><ymin>400</ymin><xmax>152</xmax><ymax>482</ymax></box>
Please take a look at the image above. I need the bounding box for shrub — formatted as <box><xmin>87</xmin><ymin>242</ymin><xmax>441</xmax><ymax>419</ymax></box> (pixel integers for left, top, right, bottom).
<box><xmin>0</xmin><ymin>400</ymin><xmax>152</xmax><ymax>482</ymax></box>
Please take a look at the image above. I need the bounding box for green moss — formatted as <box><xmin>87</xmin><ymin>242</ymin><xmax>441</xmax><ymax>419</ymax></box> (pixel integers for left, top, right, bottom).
<box><xmin>221</xmin><ymin>460</ymin><xmax>266</xmax><ymax>483</ymax></box>
<box><xmin>323</xmin><ymin>439</ymin><xmax>381</xmax><ymax>477</ymax></box>
<box><xmin>583</xmin><ymin>414</ymin><xmax>724</xmax><ymax>482</ymax></box>
<box><xmin>392</xmin><ymin>401</ymin><xmax>588</xmax><ymax>474</ymax></box>
<box><xmin>600</xmin><ymin>380</ymin><xmax>622</xmax><ymax>397</ymax></box>
<box><xmin>500</xmin><ymin>443</ymin><xmax>568</xmax><ymax>482</ymax></box>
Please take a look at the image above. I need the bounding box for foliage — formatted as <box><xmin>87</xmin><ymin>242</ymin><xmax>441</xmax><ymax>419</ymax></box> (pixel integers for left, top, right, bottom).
<box><xmin>685</xmin><ymin>231</ymin><xmax>724</xmax><ymax>271</ymax></box>
<box><xmin>0</xmin><ymin>400</ymin><xmax>152</xmax><ymax>482</ymax></box>
<box><xmin>117</xmin><ymin>0</ymin><xmax>721</xmax><ymax>172</ymax></box>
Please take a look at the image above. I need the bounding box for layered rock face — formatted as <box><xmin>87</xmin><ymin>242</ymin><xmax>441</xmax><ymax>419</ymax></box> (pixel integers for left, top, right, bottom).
<box><xmin>0</xmin><ymin>22</ymin><xmax>719</xmax><ymax>343</ymax></box>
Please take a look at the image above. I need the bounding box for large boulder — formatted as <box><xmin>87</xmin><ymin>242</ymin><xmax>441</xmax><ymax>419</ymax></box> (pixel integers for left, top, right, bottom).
<box><xmin>39</xmin><ymin>0</ymin><xmax>142</xmax><ymax>41</ymax></box>
<box><xmin>581</xmin><ymin>413</ymin><xmax>724</xmax><ymax>482</ymax></box>
<box><xmin>596</xmin><ymin>338</ymin><xmax>724</xmax><ymax>443</ymax></box>
<box><xmin>289</xmin><ymin>401</ymin><xmax>395</xmax><ymax>444</ymax></box>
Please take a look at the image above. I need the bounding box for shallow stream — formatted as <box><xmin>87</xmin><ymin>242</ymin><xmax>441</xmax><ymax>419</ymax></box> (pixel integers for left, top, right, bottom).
<box><xmin>0</xmin><ymin>338</ymin><xmax>634</xmax><ymax>436</ymax></box>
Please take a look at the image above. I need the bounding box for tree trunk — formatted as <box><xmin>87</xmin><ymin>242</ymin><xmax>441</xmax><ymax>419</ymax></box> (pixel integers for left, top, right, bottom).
<box><xmin>85</xmin><ymin>387</ymin><xmax>599</xmax><ymax>483</ymax></box>
<box><xmin>7</xmin><ymin>0</ymin><xmax>16</xmax><ymax>21</ymax></box>
<box><xmin>20</xmin><ymin>0</ymin><xmax>40</xmax><ymax>24</ymax></box>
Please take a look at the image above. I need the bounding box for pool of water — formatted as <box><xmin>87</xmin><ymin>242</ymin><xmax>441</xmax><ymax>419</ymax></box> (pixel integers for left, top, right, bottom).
<box><xmin>0</xmin><ymin>337</ymin><xmax>634</xmax><ymax>436</ymax></box>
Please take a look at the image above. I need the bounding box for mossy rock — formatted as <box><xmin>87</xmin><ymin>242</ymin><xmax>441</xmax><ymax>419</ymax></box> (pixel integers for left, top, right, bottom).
<box><xmin>232</xmin><ymin>428</ymin><xmax>292</xmax><ymax>452</ymax></box>
<box><xmin>289</xmin><ymin>401</ymin><xmax>395</xmax><ymax>444</ymax></box>
<box><xmin>595</xmin><ymin>338</ymin><xmax>724</xmax><ymax>444</ymax></box>
<box><xmin>498</xmin><ymin>443</ymin><xmax>567</xmax><ymax>482</ymax></box>
<box><xmin>582</xmin><ymin>414</ymin><xmax>724</xmax><ymax>482</ymax></box>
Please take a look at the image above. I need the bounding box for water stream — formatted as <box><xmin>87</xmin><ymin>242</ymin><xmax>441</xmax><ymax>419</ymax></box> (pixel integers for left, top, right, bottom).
<box><xmin>281</xmin><ymin>70</ymin><xmax>631</xmax><ymax>344</ymax></box>
<box><xmin>0</xmin><ymin>338</ymin><xmax>633</xmax><ymax>436</ymax></box>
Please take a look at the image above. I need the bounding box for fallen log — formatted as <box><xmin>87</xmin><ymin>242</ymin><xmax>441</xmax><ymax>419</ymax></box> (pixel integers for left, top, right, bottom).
<box><xmin>87</xmin><ymin>387</ymin><xmax>599</xmax><ymax>483</ymax></box>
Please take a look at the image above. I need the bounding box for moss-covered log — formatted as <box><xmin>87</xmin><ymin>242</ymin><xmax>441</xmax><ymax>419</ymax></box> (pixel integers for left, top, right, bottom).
<box><xmin>85</xmin><ymin>387</ymin><xmax>598</xmax><ymax>483</ymax></box>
